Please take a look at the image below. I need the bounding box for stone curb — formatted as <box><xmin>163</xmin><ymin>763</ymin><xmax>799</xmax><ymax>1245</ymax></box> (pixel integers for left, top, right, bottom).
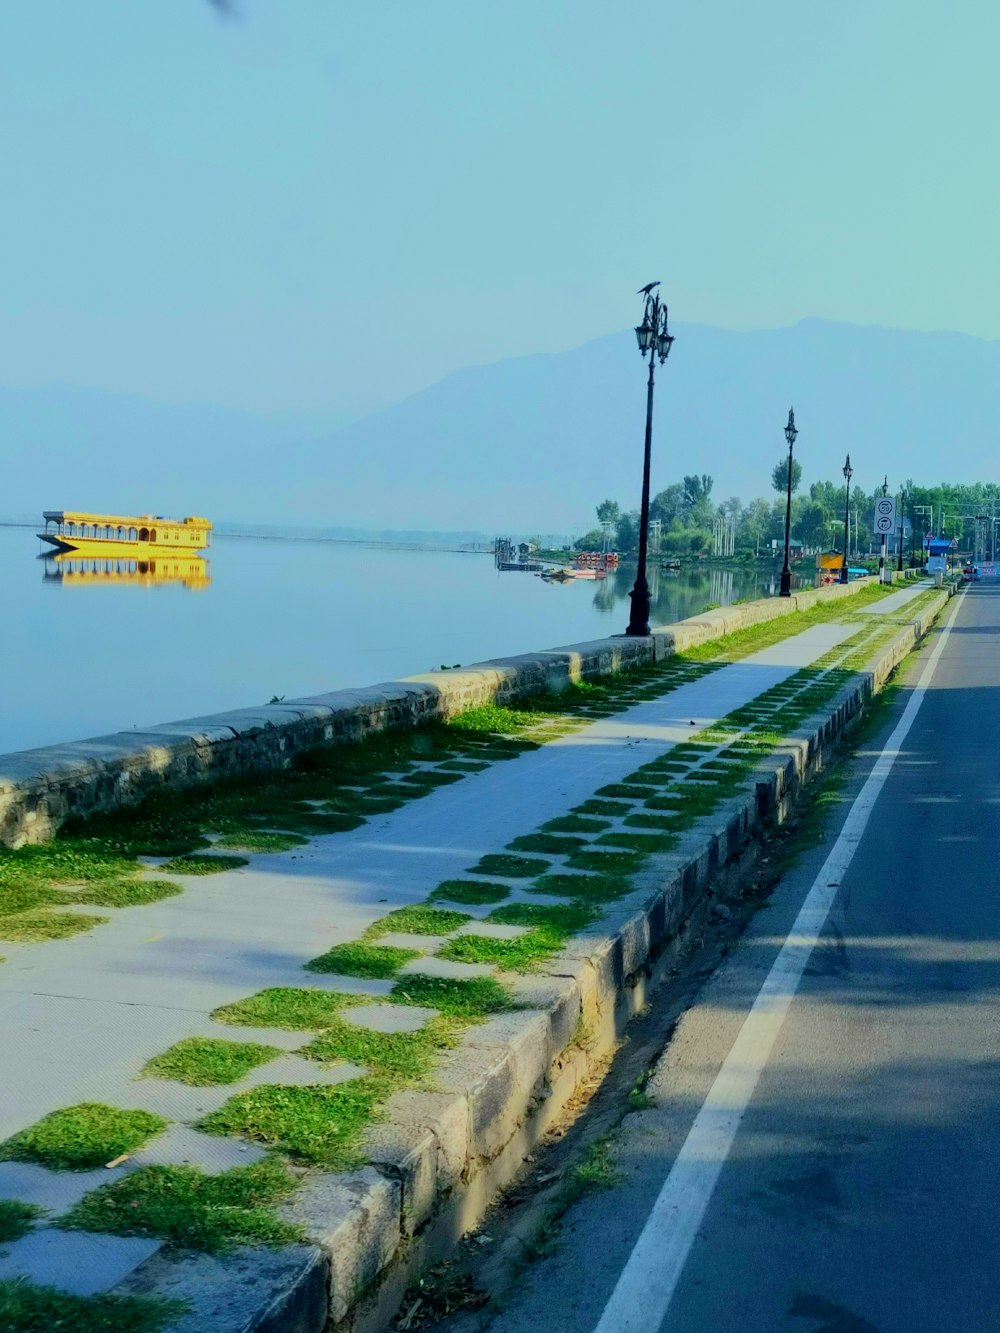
<box><xmin>0</xmin><ymin>575</ymin><xmax>899</xmax><ymax>848</ymax></box>
<box><xmin>109</xmin><ymin>578</ymin><xmax>948</xmax><ymax>1332</ymax></box>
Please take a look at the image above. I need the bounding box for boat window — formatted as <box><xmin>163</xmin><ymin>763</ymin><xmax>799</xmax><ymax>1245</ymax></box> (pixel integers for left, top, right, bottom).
<box><xmin>150</xmin><ymin>529</ymin><xmax>157</xmax><ymax>542</ymax></box>
<box><xmin>138</xmin><ymin>527</ymin><xmax>149</xmax><ymax>542</ymax></box>
<box><xmin>128</xmin><ymin>527</ymin><xmax>137</xmax><ymax>541</ymax></box>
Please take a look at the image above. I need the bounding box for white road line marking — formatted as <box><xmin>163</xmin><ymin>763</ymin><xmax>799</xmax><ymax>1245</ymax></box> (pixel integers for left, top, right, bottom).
<box><xmin>593</xmin><ymin>590</ymin><xmax>964</xmax><ymax>1333</ymax></box>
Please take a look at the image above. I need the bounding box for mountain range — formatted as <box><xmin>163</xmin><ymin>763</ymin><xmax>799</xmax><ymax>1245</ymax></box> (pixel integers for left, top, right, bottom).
<box><xmin>5</xmin><ymin>319</ymin><xmax>998</xmax><ymax>533</ymax></box>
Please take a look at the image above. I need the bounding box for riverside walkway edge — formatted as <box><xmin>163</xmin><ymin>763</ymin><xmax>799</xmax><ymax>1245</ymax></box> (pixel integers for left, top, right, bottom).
<box><xmin>0</xmin><ymin>578</ymin><xmax>946</xmax><ymax>1331</ymax></box>
<box><xmin>0</xmin><ymin>577</ymin><xmax>886</xmax><ymax>849</ymax></box>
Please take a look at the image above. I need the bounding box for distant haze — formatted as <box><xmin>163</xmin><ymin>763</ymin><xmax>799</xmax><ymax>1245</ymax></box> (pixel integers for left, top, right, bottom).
<box><xmin>7</xmin><ymin>319</ymin><xmax>999</xmax><ymax>532</ymax></box>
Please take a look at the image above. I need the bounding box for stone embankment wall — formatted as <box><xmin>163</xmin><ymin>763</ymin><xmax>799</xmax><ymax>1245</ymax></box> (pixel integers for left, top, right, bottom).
<box><xmin>0</xmin><ymin>576</ymin><xmax>884</xmax><ymax>849</ymax></box>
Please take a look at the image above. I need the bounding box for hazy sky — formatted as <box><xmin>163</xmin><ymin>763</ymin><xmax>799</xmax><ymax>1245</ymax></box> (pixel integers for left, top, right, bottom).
<box><xmin>1</xmin><ymin>1</ymin><xmax>996</xmax><ymax>414</ymax></box>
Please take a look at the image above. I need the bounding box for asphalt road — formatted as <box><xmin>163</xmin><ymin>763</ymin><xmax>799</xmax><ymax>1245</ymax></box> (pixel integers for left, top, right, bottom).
<box><xmin>476</xmin><ymin>583</ymin><xmax>1000</xmax><ymax>1333</ymax></box>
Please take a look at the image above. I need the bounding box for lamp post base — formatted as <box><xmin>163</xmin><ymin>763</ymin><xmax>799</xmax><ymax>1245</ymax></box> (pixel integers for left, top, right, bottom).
<box><xmin>839</xmin><ymin>567</ymin><xmax>849</xmax><ymax>584</ymax></box>
<box><xmin>779</xmin><ymin>567</ymin><xmax>791</xmax><ymax>597</ymax></box>
<box><xmin>626</xmin><ymin>579</ymin><xmax>651</xmax><ymax>637</ymax></box>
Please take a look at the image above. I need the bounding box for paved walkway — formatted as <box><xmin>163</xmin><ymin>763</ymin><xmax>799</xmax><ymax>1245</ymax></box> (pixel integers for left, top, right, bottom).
<box><xmin>0</xmin><ymin>582</ymin><xmax>932</xmax><ymax>1302</ymax></box>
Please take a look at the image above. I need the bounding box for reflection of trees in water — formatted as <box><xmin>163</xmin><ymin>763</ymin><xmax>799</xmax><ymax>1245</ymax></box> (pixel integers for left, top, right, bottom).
<box><xmin>590</xmin><ymin>562</ymin><xmax>811</xmax><ymax>623</ymax></box>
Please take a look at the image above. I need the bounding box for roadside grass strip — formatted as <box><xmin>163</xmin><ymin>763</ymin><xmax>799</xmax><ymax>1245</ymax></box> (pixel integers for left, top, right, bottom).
<box><xmin>0</xmin><ymin>1105</ymin><xmax>167</xmax><ymax>1172</ymax></box>
<box><xmin>0</xmin><ymin>1280</ymin><xmax>184</xmax><ymax>1333</ymax></box>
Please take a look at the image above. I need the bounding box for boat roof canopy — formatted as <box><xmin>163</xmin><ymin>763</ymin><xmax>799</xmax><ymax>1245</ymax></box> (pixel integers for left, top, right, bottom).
<box><xmin>43</xmin><ymin>511</ymin><xmax>211</xmax><ymax>528</ymax></box>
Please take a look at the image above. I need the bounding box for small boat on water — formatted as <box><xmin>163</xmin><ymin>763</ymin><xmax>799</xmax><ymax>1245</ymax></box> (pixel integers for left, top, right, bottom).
<box><xmin>38</xmin><ymin>511</ymin><xmax>212</xmax><ymax>556</ymax></box>
<box><xmin>660</xmin><ymin>557</ymin><xmax>681</xmax><ymax>571</ymax></box>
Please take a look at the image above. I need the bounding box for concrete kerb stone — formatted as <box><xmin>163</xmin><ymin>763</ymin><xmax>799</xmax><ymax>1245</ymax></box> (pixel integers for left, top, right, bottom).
<box><xmin>45</xmin><ymin>581</ymin><xmax>949</xmax><ymax>1333</ymax></box>
<box><xmin>279</xmin><ymin>1168</ymin><xmax>402</xmax><ymax>1326</ymax></box>
<box><xmin>0</xmin><ymin>576</ymin><xmax>879</xmax><ymax>848</ymax></box>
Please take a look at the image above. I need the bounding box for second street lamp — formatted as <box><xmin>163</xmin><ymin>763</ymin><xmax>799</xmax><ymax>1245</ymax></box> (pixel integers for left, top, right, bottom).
<box><xmin>897</xmin><ymin>487</ymin><xmax>906</xmax><ymax>572</ymax></box>
<box><xmin>779</xmin><ymin>407</ymin><xmax>798</xmax><ymax>597</ymax></box>
<box><xmin>626</xmin><ymin>284</ymin><xmax>674</xmax><ymax>637</ymax></box>
<box><xmin>840</xmin><ymin>454</ymin><xmax>853</xmax><ymax>584</ymax></box>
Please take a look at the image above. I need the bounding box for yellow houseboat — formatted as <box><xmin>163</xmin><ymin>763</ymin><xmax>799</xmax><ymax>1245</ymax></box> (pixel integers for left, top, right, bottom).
<box><xmin>38</xmin><ymin>511</ymin><xmax>212</xmax><ymax>556</ymax></box>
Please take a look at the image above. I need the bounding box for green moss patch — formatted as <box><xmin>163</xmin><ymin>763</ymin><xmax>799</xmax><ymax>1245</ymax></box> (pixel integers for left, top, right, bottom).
<box><xmin>304</xmin><ymin>941</ymin><xmax>420</xmax><ymax>978</ymax></box>
<box><xmin>0</xmin><ymin>1281</ymin><xmax>182</xmax><ymax>1333</ymax></box>
<box><xmin>0</xmin><ymin>911</ymin><xmax>108</xmax><ymax>943</ymax></box>
<box><xmin>0</xmin><ymin>1104</ymin><xmax>167</xmax><ymax>1172</ymax></box>
<box><xmin>212</xmin><ymin>831</ymin><xmax>308</xmax><ymax>852</ymax></box>
<box><xmin>575</xmin><ymin>799</ymin><xmax>633</xmax><ymax>817</ymax></box>
<box><xmin>595</xmin><ymin>831</ymin><xmax>677</xmax><ymax>853</ymax></box>
<box><xmin>158</xmin><ymin>853</ymin><xmax>248</xmax><ymax>876</ymax></box>
<box><xmin>468</xmin><ymin>854</ymin><xmax>551</xmax><ymax>879</ymax></box>
<box><xmin>487</xmin><ymin>901</ymin><xmax>598</xmax><ymax>933</ymax></box>
<box><xmin>212</xmin><ymin>986</ymin><xmax>367</xmax><ymax>1031</ymax></box>
<box><xmin>62</xmin><ymin>1159</ymin><xmax>300</xmax><ymax>1253</ymax></box>
<box><xmin>439</xmin><ymin>929</ymin><xmax>563</xmax><ymax>971</ymax></box>
<box><xmin>506</xmin><ymin>834</ymin><xmax>587</xmax><ymax>856</ymax></box>
<box><xmin>142</xmin><ymin>1038</ymin><xmax>280</xmax><ymax>1087</ymax></box>
<box><xmin>532</xmin><ymin>873</ymin><xmax>634</xmax><ymax>903</ymax></box>
<box><xmin>366</xmin><ymin>905</ymin><xmax>470</xmax><ymax>937</ymax></box>
<box><xmin>390</xmin><ymin>973</ymin><xmax>515</xmax><ymax>1020</ymax></box>
<box><xmin>429</xmin><ymin>879</ymin><xmax>511</xmax><ymax>905</ymax></box>
<box><xmin>69</xmin><ymin>878</ymin><xmax>181</xmax><ymax>909</ymax></box>
<box><xmin>540</xmin><ymin>815</ymin><xmax>612</xmax><ymax>834</ymax></box>
<box><xmin>565</xmin><ymin>849</ymin><xmax>645</xmax><ymax>875</ymax></box>
<box><xmin>0</xmin><ymin>1199</ymin><xmax>41</xmax><ymax>1243</ymax></box>
<box><xmin>624</xmin><ymin>812</ymin><xmax>685</xmax><ymax>831</ymax></box>
<box><xmin>200</xmin><ymin>1080</ymin><xmax>385</xmax><ymax>1168</ymax></box>
<box><xmin>304</xmin><ymin>1015</ymin><xmax>458</xmax><ymax>1080</ymax></box>
<box><xmin>594</xmin><ymin>784</ymin><xmax>655</xmax><ymax>801</ymax></box>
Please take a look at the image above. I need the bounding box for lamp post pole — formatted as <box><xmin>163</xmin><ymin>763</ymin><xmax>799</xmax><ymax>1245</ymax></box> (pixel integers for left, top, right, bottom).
<box><xmin>778</xmin><ymin>408</ymin><xmax>798</xmax><ymax>598</ymax></box>
<box><xmin>840</xmin><ymin>455</ymin><xmax>852</xmax><ymax>584</ymax></box>
<box><xmin>897</xmin><ymin>488</ymin><xmax>906</xmax><ymax>572</ymax></box>
<box><xmin>626</xmin><ymin>284</ymin><xmax>674</xmax><ymax>636</ymax></box>
<box><xmin>878</xmin><ymin>475</ymin><xmax>889</xmax><ymax>582</ymax></box>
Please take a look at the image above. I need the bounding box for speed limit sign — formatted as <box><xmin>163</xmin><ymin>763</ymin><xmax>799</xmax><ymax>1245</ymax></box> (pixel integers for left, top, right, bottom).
<box><xmin>873</xmin><ymin>497</ymin><xmax>897</xmax><ymax>535</ymax></box>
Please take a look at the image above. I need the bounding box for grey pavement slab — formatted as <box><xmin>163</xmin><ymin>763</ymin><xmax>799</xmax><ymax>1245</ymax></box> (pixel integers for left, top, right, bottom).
<box><xmin>856</xmin><ymin>579</ymin><xmax>930</xmax><ymax>614</ymax></box>
<box><xmin>130</xmin><ymin>1125</ymin><xmax>267</xmax><ymax>1173</ymax></box>
<box><xmin>0</xmin><ymin>1161</ymin><xmax>128</xmax><ymax>1213</ymax></box>
<box><xmin>457</xmin><ymin>922</ymin><xmax>528</xmax><ymax>939</ymax></box>
<box><xmin>399</xmin><ymin>955</ymin><xmax>494</xmax><ymax>979</ymax></box>
<box><xmin>0</xmin><ymin>1229</ymin><xmax>162</xmax><ymax>1296</ymax></box>
<box><xmin>343</xmin><ymin>1003</ymin><xmax>435</xmax><ymax>1033</ymax></box>
<box><xmin>0</xmin><ymin>619</ymin><xmax>861</xmax><ymax>1147</ymax></box>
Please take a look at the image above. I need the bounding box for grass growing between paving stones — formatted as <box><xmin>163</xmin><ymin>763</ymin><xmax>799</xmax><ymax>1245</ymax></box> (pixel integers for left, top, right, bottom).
<box><xmin>141</xmin><ymin>1037</ymin><xmax>280</xmax><ymax>1087</ymax></box>
<box><xmin>429</xmin><ymin>879</ymin><xmax>511</xmax><ymax>905</ymax></box>
<box><xmin>212</xmin><ymin>830</ymin><xmax>308</xmax><ymax>852</ymax></box>
<box><xmin>468</xmin><ymin>854</ymin><xmax>552</xmax><ymax>879</ymax></box>
<box><xmin>439</xmin><ymin>927</ymin><xmax>565</xmax><ymax>971</ymax></box>
<box><xmin>365</xmin><ymin>905</ymin><xmax>472</xmax><ymax>937</ymax></box>
<box><xmin>157</xmin><ymin>853</ymin><xmax>249</xmax><ymax>875</ymax></box>
<box><xmin>0</xmin><ymin>1199</ymin><xmax>41</xmax><ymax>1242</ymax></box>
<box><xmin>0</xmin><ymin>1104</ymin><xmax>167</xmax><ymax>1172</ymax></box>
<box><xmin>200</xmin><ymin>1080</ymin><xmax>389</xmax><ymax>1168</ymax></box>
<box><xmin>62</xmin><ymin>1158</ymin><xmax>301</xmax><ymax>1253</ymax></box>
<box><xmin>212</xmin><ymin>986</ymin><xmax>369</xmax><ymax>1030</ymax></box>
<box><xmin>305</xmin><ymin>941</ymin><xmax>421</xmax><ymax>978</ymax></box>
<box><xmin>200</xmin><ymin>979</ymin><xmax>516</xmax><ymax>1165</ymax></box>
<box><xmin>0</xmin><ymin>1281</ymin><xmax>184</xmax><ymax>1333</ymax></box>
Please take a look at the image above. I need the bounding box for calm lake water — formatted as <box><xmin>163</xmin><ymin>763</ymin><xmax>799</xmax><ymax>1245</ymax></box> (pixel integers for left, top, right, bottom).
<box><xmin>2</xmin><ymin>525</ymin><xmax>812</xmax><ymax>754</ymax></box>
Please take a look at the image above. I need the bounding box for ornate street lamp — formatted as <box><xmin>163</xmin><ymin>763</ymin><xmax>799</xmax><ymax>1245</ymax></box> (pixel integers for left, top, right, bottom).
<box><xmin>840</xmin><ymin>454</ymin><xmax>853</xmax><ymax>584</ymax></box>
<box><xmin>897</xmin><ymin>488</ymin><xmax>906</xmax><ymax>572</ymax></box>
<box><xmin>626</xmin><ymin>283</ymin><xmax>674</xmax><ymax>636</ymax></box>
<box><xmin>778</xmin><ymin>407</ymin><xmax>798</xmax><ymax>597</ymax></box>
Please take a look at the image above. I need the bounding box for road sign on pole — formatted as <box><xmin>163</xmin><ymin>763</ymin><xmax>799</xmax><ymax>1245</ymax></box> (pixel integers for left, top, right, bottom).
<box><xmin>873</xmin><ymin>497</ymin><xmax>897</xmax><ymax>536</ymax></box>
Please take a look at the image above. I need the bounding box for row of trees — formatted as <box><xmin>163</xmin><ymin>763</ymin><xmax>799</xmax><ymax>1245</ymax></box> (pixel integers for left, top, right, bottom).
<box><xmin>578</xmin><ymin>474</ymin><xmax>1000</xmax><ymax>559</ymax></box>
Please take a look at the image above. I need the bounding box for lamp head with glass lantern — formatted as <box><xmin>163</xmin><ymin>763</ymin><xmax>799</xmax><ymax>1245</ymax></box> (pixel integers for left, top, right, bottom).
<box><xmin>634</xmin><ymin>288</ymin><xmax>673</xmax><ymax>364</ymax></box>
<box><xmin>784</xmin><ymin>408</ymin><xmax>798</xmax><ymax>450</ymax></box>
<box><xmin>843</xmin><ymin>454</ymin><xmax>853</xmax><ymax>485</ymax></box>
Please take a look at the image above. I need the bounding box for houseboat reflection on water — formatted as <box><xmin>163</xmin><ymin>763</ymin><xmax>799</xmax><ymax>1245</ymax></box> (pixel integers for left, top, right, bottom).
<box><xmin>41</xmin><ymin>552</ymin><xmax>211</xmax><ymax>590</ymax></box>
